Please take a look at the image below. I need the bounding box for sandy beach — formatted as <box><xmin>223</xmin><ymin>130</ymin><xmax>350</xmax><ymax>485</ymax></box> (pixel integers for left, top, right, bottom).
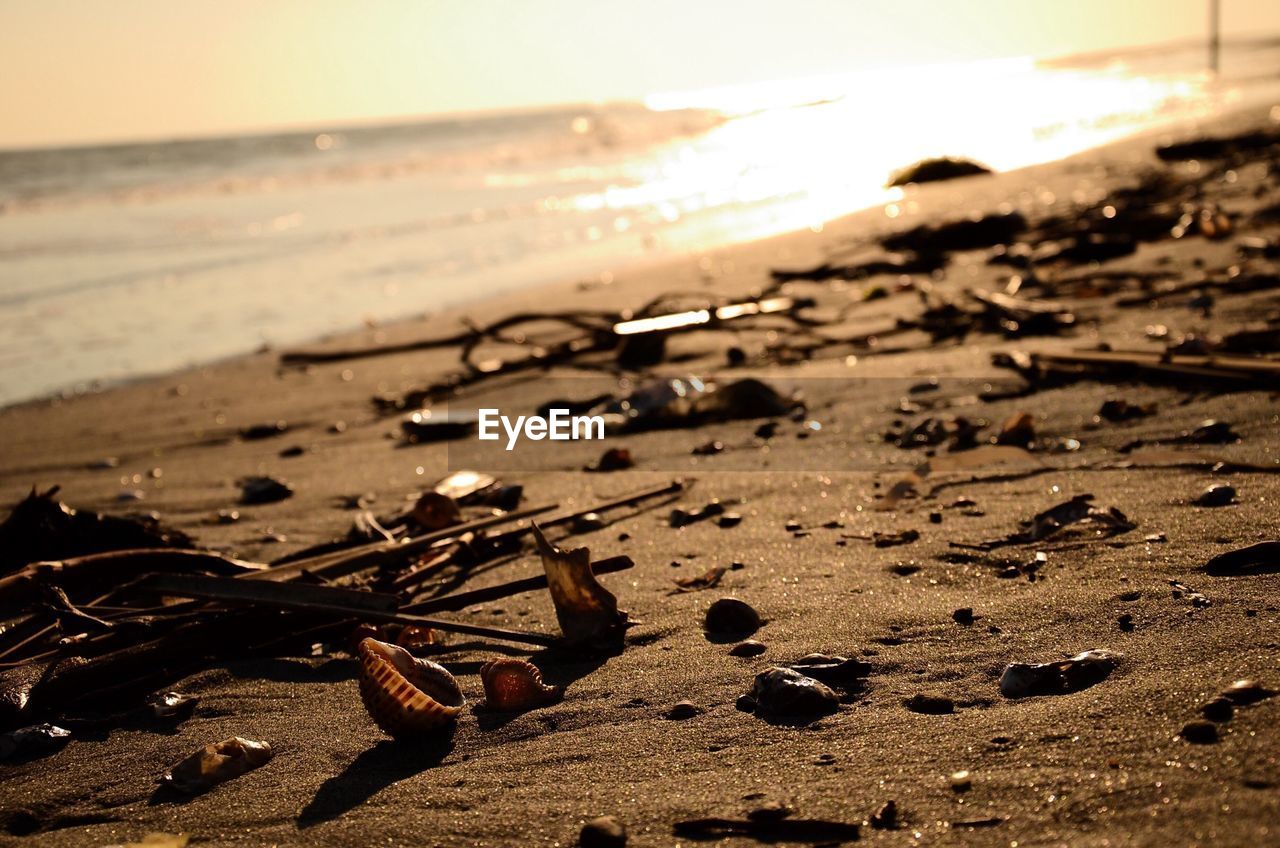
<box><xmin>2</xmin><ymin>103</ymin><xmax>1279</xmax><ymax>848</ymax></box>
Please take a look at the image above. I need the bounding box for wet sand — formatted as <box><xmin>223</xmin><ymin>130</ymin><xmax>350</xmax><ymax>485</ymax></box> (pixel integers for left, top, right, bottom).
<box><xmin>1</xmin><ymin>106</ymin><xmax>1279</xmax><ymax>847</ymax></box>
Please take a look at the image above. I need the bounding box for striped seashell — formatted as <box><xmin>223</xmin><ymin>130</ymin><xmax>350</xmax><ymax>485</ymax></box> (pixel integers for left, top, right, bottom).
<box><xmin>479</xmin><ymin>659</ymin><xmax>563</xmax><ymax>712</ymax></box>
<box><xmin>357</xmin><ymin>638</ymin><xmax>464</xmax><ymax>737</ymax></box>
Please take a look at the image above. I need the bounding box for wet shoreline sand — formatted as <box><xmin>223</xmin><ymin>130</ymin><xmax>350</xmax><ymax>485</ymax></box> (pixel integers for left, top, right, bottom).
<box><xmin>1</xmin><ymin>105</ymin><xmax>1278</xmax><ymax>846</ymax></box>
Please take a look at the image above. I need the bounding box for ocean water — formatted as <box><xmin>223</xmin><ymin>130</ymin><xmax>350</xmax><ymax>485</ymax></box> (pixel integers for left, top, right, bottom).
<box><xmin>2</xmin><ymin>39</ymin><xmax>1279</xmax><ymax>406</ymax></box>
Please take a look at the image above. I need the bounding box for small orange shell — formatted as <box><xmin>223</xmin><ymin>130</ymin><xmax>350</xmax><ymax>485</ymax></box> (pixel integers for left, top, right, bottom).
<box><xmin>358</xmin><ymin>638</ymin><xmax>464</xmax><ymax>737</ymax></box>
<box><xmin>479</xmin><ymin>659</ymin><xmax>563</xmax><ymax>712</ymax></box>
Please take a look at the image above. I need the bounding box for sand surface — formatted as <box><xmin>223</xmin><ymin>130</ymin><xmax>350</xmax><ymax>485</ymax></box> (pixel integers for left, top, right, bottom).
<box><xmin>1</xmin><ymin>107</ymin><xmax>1279</xmax><ymax>847</ymax></box>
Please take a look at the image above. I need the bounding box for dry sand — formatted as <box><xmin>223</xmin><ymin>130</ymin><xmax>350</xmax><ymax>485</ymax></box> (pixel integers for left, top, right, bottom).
<box><xmin>1</xmin><ymin>106</ymin><xmax>1279</xmax><ymax>847</ymax></box>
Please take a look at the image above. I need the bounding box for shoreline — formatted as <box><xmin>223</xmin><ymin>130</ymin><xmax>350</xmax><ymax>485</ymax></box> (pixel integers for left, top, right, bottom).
<box><xmin>2</xmin><ymin>101</ymin><xmax>1279</xmax><ymax>846</ymax></box>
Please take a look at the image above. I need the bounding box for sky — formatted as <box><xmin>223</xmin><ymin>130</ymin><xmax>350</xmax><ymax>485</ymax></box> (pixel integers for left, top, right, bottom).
<box><xmin>2</xmin><ymin>0</ymin><xmax>1277</xmax><ymax>149</ymax></box>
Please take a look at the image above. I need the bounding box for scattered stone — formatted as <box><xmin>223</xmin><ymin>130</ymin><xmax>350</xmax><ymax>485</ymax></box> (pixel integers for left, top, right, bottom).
<box><xmin>692</xmin><ymin>440</ymin><xmax>725</xmax><ymax>456</ymax></box>
<box><xmin>716</xmin><ymin>512</ymin><xmax>743</xmax><ymax>528</ymax></box>
<box><xmin>869</xmin><ymin>800</ymin><xmax>898</xmax><ymax>830</ymax></box>
<box><xmin>666</xmin><ymin>701</ymin><xmax>703</xmax><ymax>720</ymax></box>
<box><xmin>0</xmin><ymin>723</ymin><xmax>71</xmax><ymax>761</ymax></box>
<box><xmin>1222</xmin><ymin>679</ymin><xmax>1275</xmax><ymax>706</ymax></box>
<box><xmin>1201</xmin><ymin>697</ymin><xmax>1234</xmax><ymax>722</ymax></box>
<box><xmin>905</xmin><ymin>693</ymin><xmax>954</xmax><ymax>715</ymax></box>
<box><xmin>1193</xmin><ymin>484</ymin><xmax>1238</xmax><ymax>507</ymax></box>
<box><xmin>887</xmin><ymin>156</ymin><xmax>992</xmax><ymax>187</ymax></box>
<box><xmin>952</xmin><ymin>607</ymin><xmax>974</xmax><ymax>626</ymax></box>
<box><xmin>585</xmin><ymin>447</ymin><xmax>634</xmax><ymax>473</ymax></box>
<box><xmin>239</xmin><ymin>476</ymin><xmax>293</xmax><ymax>505</ymax></box>
<box><xmin>729</xmin><ymin>640</ymin><xmax>767</xmax><ymax>658</ymax></box>
<box><xmin>788</xmin><ymin>654</ymin><xmax>872</xmax><ymax>686</ymax></box>
<box><xmin>240</xmin><ymin>421</ymin><xmax>289</xmax><ymax>440</ymax></box>
<box><xmin>704</xmin><ymin>598</ymin><xmax>761</xmax><ymax>637</ymax></box>
<box><xmin>1117</xmin><ymin>613</ymin><xmax>1135</xmax><ymax>632</ymax></box>
<box><xmin>746</xmin><ymin>801</ymin><xmax>792</xmax><ymax>823</ymax></box>
<box><xmin>746</xmin><ymin>667</ymin><xmax>839</xmax><ymax>717</ymax></box>
<box><xmin>950</xmin><ymin>770</ymin><xmax>972</xmax><ymax>792</ymax></box>
<box><xmin>572</xmin><ymin>512</ymin><xmax>606</xmax><ymax>533</ymax></box>
<box><xmin>580</xmin><ymin>815</ymin><xmax>627</xmax><ymax>848</ymax></box>
<box><xmin>999</xmin><ymin>649</ymin><xmax>1119</xmax><ymax>698</ymax></box>
<box><xmin>1181</xmin><ymin>719</ymin><xmax>1219</xmax><ymax>745</ymax></box>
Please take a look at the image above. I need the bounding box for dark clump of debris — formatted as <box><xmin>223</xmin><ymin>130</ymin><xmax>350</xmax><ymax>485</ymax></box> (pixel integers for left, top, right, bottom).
<box><xmin>886</xmin><ymin>156</ymin><xmax>992</xmax><ymax>187</ymax></box>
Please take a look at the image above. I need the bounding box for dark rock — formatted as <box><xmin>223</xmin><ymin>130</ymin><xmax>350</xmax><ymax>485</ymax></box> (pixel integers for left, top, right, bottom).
<box><xmin>1193</xmin><ymin>484</ymin><xmax>1237</xmax><ymax>507</ymax></box>
<box><xmin>729</xmin><ymin>640</ymin><xmax>767</xmax><ymax>657</ymax></box>
<box><xmin>904</xmin><ymin>693</ymin><xmax>954</xmax><ymax>715</ymax></box>
<box><xmin>580</xmin><ymin>815</ymin><xmax>627</xmax><ymax>848</ymax></box>
<box><xmin>747</xmin><ymin>667</ymin><xmax>838</xmax><ymax>716</ymax></box>
<box><xmin>1201</xmin><ymin>697</ymin><xmax>1234</xmax><ymax>722</ymax></box>
<box><xmin>952</xmin><ymin>608</ymin><xmax>974</xmax><ymax>626</ymax></box>
<box><xmin>887</xmin><ymin>157</ymin><xmax>992</xmax><ymax>187</ymax></box>
<box><xmin>869</xmin><ymin>800</ymin><xmax>898</xmax><ymax>830</ymax></box>
<box><xmin>705</xmin><ymin>598</ymin><xmax>761</xmax><ymax>637</ymax></box>
<box><xmin>666</xmin><ymin>701</ymin><xmax>703</xmax><ymax>720</ymax></box>
<box><xmin>1181</xmin><ymin>719</ymin><xmax>1219</xmax><ymax>745</ymax></box>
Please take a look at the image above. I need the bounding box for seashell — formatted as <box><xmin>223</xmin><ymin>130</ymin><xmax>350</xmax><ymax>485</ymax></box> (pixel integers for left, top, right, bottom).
<box><xmin>358</xmin><ymin>638</ymin><xmax>464</xmax><ymax>737</ymax></box>
<box><xmin>704</xmin><ymin>598</ymin><xmax>761</xmax><ymax>637</ymax></box>
<box><xmin>0</xmin><ymin>723</ymin><xmax>71</xmax><ymax>762</ymax></box>
<box><xmin>999</xmin><ymin>649</ymin><xmax>1119</xmax><ymax>699</ymax></box>
<box><xmin>160</xmin><ymin>736</ymin><xmax>272</xmax><ymax>794</ymax></box>
<box><xmin>532</xmin><ymin>525</ymin><xmax>628</xmax><ymax>648</ymax></box>
<box><xmin>746</xmin><ymin>667</ymin><xmax>838</xmax><ymax>716</ymax></box>
<box><xmin>479</xmin><ymin>659</ymin><xmax>562</xmax><ymax>712</ymax></box>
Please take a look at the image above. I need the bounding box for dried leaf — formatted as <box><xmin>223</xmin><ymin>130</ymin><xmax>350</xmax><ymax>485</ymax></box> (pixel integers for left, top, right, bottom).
<box><xmin>672</xmin><ymin>565</ymin><xmax>727</xmax><ymax>593</ymax></box>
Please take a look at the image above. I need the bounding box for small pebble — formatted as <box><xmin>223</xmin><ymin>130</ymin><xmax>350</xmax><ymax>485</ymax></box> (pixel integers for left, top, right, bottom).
<box><xmin>716</xmin><ymin>512</ymin><xmax>743</xmax><ymax>528</ymax></box>
<box><xmin>929</xmin><ymin>512</ymin><xmax>942</xmax><ymax>524</ymax></box>
<box><xmin>666</xmin><ymin>701</ymin><xmax>703</xmax><ymax>720</ymax></box>
<box><xmin>905</xmin><ymin>693</ymin><xmax>954</xmax><ymax>715</ymax></box>
<box><xmin>746</xmin><ymin>801</ymin><xmax>792</xmax><ymax>823</ymax></box>
<box><xmin>1201</xmin><ymin>697</ymin><xmax>1234</xmax><ymax>722</ymax></box>
<box><xmin>580</xmin><ymin>816</ymin><xmax>627</xmax><ymax>848</ymax></box>
<box><xmin>869</xmin><ymin>800</ymin><xmax>898</xmax><ymax>830</ymax></box>
<box><xmin>952</xmin><ymin>607</ymin><xmax>974</xmax><ymax>626</ymax></box>
<box><xmin>950</xmin><ymin>770</ymin><xmax>972</xmax><ymax>792</ymax></box>
<box><xmin>1181</xmin><ymin>719</ymin><xmax>1219</xmax><ymax>744</ymax></box>
<box><xmin>704</xmin><ymin>598</ymin><xmax>761</xmax><ymax>636</ymax></box>
<box><xmin>1117</xmin><ymin>613</ymin><xmax>1135</xmax><ymax>632</ymax></box>
<box><xmin>729</xmin><ymin>640</ymin><xmax>767</xmax><ymax>657</ymax></box>
<box><xmin>1222</xmin><ymin>678</ymin><xmax>1275</xmax><ymax>705</ymax></box>
<box><xmin>1193</xmin><ymin>484</ymin><xmax>1237</xmax><ymax>507</ymax></box>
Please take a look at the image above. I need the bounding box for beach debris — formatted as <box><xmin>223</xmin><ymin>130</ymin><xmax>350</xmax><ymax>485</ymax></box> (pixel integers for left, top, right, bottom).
<box><xmin>729</xmin><ymin>640</ymin><xmax>767</xmax><ymax>658</ymax></box>
<box><xmin>411</xmin><ymin>492</ymin><xmax>463</xmax><ymax>531</ymax></box>
<box><xmin>1155</xmin><ymin>128</ymin><xmax>1280</xmax><ymax>161</ymax></box>
<box><xmin>479</xmin><ymin>659</ymin><xmax>562</xmax><ymax>713</ymax></box>
<box><xmin>871</xmin><ymin>529</ymin><xmax>920</xmax><ymax>548</ymax></box>
<box><xmin>673</xmin><ymin>815</ymin><xmax>859</xmax><ymax>843</ymax></box>
<box><xmin>0</xmin><ymin>723</ymin><xmax>71</xmax><ymax>761</ymax></box>
<box><xmin>742</xmin><ymin>667</ymin><xmax>839</xmax><ymax>717</ymax></box>
<box><xmin>952</xmin><ymin>607</ymin><xmax>975</xmax><ymax>626</ymax></box>
<box><xmin>357</xmin><ymin>638</ymin><xmax>464</xmax><ymax>738</ymax></box>
<box><xmin>869</xmin><ymin>800</ymin><xmax>899</xmax><ymax>830</ymax></box>
<box><xmin>592</xmin><ymin>377</ymin><xmax>799</xmax><ymax>433</ymax></box>
<box><xmin>533</xmin><ymin>525</ymin><xmax>628</xmax><ymax>649</ymax></box>
<box><xmin>238</xmin><ymin>476</ymin><xmax>293</xmax><ymax>505</ymax></box>
<box><xmin>957</xmin><ymin>494</ymin><xmax>1134</xmax><ymax>550</ymax></box>
<box><xmin>715</xmin><ymin>511</ymin><xmax>743</xmax><ymax>529</ymax></box>
<box><xmin>886</xmin><ymin>415</ymin><xmax>981</xmax><ymax>450</ymax></box>
<box><xmin>788</xmin><ymin>654</ymin><xmax>872</xmax><ymax>687</ymax></box>
<box><xmin>1097</xmin><ymin>399</ymin><xmax>1157</xmax><ymax>423</ymax></box>
<box><xmin>692</xmin><ymin>439</ymin><xmax>725</xmax><ymax>455</ymax></box>
<box><xmin>995</xmin><ymin>412</ymin><xmax>1036</xmax><ymax>448</ymax></box>
<box><xmin>432</xmin><ymin>470</ymin><xmax>495</xmax><ymax>502</ymax></box>
<box><xmin>672</xmin><ymin>565</ymin><xmax>727</xmax><ymax>593</ymax></box>
<box><xmin>1170</xmin><ymin>580</ymin><xmax>1210</xmax><ymax>609</ymax></box>
<box><xmin>585</xmin><ymin>447</ymin><xmax>634</xmax><ymax>472</ymax></box>
<box><xmin>669</xmin><ymin>499</ymin><xmax>725</xmax><ymax>528</ymax></box>
<box><xmin>0</xmin><ymin>486</ymin><xmax>194</xmax><ymax>572</ymax></box>
<box><xmin>704</xmin><ymin>598</ymin><xmax>761</xmax><ymax>637</ymax></box>
<box><xmin>1202</xmin><ymin>541</ymin><xmax>1280</xmax><ymax>575</ymax></box>
<box><xmin>1192</xmin><ymin>484</ymin><xmax>1237</xmax><ymax>507</ymax></box>
<box><xmin>580</xmin><ymin>816</ymin><xmax>627</xmax><ymax>848</ymax></box>
<box><xmin>1181</xmin><ymin>719</ymin><xmax>1219</xmax><ymax>745</ymax></box>
<box><xmin>887</xmin><ymin>156</ymin><xmax>992</xmax><ymax>187</ymax></box>
<box><xmin>160</xmin><ymin>736</ymin><xmax>273</xmax><ymax>795</ymax></box>
<box><xmin>882</xmin><ymin>210</ymin><xmax>1027</xmax><ymax>255</ymax></box>
<box><xmin>904</xmin><ymin>692</ymin><xmax>954</xmax><ymax>714</ymax></box>
<box><xmin>666</xmin><ymin>700</ymin><xmax>703</xmax><ymax>720</ymax></box>
<box><xmin>999</xmin><ymin>649</ymin><xmax>1119</xmax><ymax>698</ymax></box>
<box><xmin>239</xmin><ymin>421</ymin><xmax>288</xmax><ymax>440</ymax></box>
<box><xmin>401</xmin><ymin>408</ymin><xmax>477</xmax><ymax>443</ymax></box>
<box><xmin>147</xmin><ymin>691</ymin><xmax>199</xmax><ymax>722</ymax></box>
<box><xmin>950</xmin><ymin>770</ymin><xmax>972</xmax><ymax>792</ymax></box>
